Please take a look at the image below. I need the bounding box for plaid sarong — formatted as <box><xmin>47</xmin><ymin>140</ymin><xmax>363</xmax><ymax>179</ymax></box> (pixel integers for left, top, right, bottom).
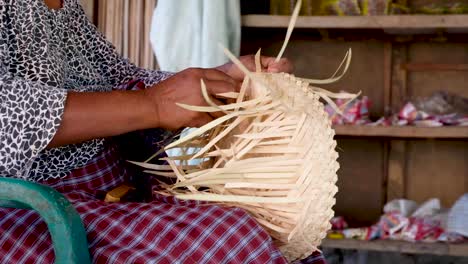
<box><xmin>0</xmin><ymin>143</ymin><xmax>325</xmax><ymax>263</ymax></box>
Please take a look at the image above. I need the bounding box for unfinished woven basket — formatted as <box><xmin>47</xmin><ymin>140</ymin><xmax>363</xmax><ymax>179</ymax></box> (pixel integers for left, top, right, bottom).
<box><xmin>133</xmin><ymin>0</ymin><xmax>357</xmax><ymax>260</ymax></box>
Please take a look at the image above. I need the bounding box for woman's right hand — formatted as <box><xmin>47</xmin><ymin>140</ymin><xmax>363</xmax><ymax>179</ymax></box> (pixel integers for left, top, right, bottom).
<box><xmin>48</xmin><ymin>68</ymin><xmax>239</xmax><ymax>148</ymax></box>
<box><xmin>144</xmin><ymin>68</ymin><xmax>240</xmax><ymax>131</ymax></box>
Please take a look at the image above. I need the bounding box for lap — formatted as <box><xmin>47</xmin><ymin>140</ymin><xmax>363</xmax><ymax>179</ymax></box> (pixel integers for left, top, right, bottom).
<box><xmin>0</xmin><ymin>194</ymin><xmax>287</xmax><ymax>264</ymax></box>
<box><xmin>0</xmin><ymin>141</ymin><xmax>324</xmax><ymax>264</ymax></box>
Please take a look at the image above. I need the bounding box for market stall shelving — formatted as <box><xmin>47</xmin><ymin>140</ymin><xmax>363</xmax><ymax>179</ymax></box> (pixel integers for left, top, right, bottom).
<box><xmin>333</xmin><ymin>125</ymin><xmax>468</xmax><ymax>138</ymax></box>
<box><xmin>241</xmin><ymin>6</ymin><xmax>468</xmax><ymax>258</ymax></box>
<box><xmin>242</xmin><ymin>15</ymin><xmax>468</xmax><ymax>33</ymax></box>
<box><xmin>321</xmin><ymin>239</ymin><xmax>468</xmax><ymax>257</ymax></box>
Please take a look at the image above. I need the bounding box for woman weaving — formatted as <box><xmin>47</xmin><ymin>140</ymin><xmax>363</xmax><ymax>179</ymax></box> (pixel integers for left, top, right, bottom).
<box><xmin>0</xmin><ymin>0</ymin><xmax>325</xmax><ymax>262</ymax></box>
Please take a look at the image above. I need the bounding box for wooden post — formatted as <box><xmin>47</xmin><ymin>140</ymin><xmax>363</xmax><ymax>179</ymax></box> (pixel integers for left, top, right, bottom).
<box><xmin>386</xmin><ymin>44</ymin><xmax>408</xmax><ymax>202</ymax></box>
<box><xmin>383</xmin><ymin>42</ymin><xmax>392</xmax><ymax>113</ymax></box>
<box><xmin>382</xmin><ymin>42</ymin><xmax>392</xmax><ymax>206</ymax></box>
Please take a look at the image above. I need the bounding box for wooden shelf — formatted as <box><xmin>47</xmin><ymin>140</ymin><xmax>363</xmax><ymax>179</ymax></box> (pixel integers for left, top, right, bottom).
<box><xmin>242</xmin><ymin>15</ymin><xmax>468</xmax><ymax>33</ymax></box>
<box><xmin>321</xmin><ymin>239</ymin><xmax>468</xmax><ymax>257</ymax></box>
<box><xmin>333</xmin><ymin>125</ymin><xmax>468</xmax><ymax>138</ymax></box>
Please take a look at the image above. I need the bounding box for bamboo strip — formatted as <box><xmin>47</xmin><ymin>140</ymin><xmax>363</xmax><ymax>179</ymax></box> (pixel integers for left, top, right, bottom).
<box><xmin>174</xmin><ymin>194</ymin><xmax>304</xmax><ymax>204</ymax></box>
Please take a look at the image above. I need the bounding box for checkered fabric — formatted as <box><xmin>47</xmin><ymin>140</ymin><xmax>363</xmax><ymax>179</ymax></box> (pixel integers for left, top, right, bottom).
<box><xmin>0</xmin><ymin>142</ymin><xmax>326</xmax><ymax>264</ymax></box>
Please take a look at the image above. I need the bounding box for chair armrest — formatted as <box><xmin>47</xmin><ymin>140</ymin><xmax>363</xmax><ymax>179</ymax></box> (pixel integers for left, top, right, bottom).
<box><xmin>0</xmin><ymin>177</ymin><xmax>91</xmax><ymax>264</ymax></box>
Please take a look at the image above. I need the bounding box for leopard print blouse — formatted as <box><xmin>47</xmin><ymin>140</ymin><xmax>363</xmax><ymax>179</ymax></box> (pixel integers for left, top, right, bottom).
<box><xmin>0</xmin><ymin>0</ymin><xmax>172</xmax><ymax>181</ymax></box>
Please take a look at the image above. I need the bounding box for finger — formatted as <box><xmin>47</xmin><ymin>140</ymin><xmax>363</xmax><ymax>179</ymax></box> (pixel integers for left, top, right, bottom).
<box><xmin>204</xmin><ymin>79</ymin><xmax>240</xmax><ymax>94</ymax></box>
<box><xmin>206</xmin><ymin>97</ymin><xmax>226</xmax><ymax>119</ymax></box>
<box><xmin>188</xmin><ymin>113</ymin><xmax>213</xmax><ymax>128</ymax></box>
<box><xmin>261</xmin><ymin>56</ymin><xmax>294</xmax><ymax>73</ymax></box>
<box><xmin>273</xmin><ymin>58</ymin><xmax>294</xmax><ymax>73</ymax></box>
<box><xmin>202</xmin><ymin>69</ymin><xmax>238</xmax><ymax>86</ymax></box>
<box><xmin>209</xmin><ymin>111</ymin><xmax>225</xmax><ymax>119</ymax></box>
<box><xmin>214</xmin><ymin>97</ymin><xmax>237</xmax><ymax>106</ymax></box>
<box><xmin>238</xmin><ymin>55</ymin><xmax>257</xmax><ymax>72</ymax></box>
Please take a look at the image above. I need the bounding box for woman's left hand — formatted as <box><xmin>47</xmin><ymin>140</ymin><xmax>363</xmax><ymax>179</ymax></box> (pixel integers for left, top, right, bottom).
<box><xmin>217</xmin><ymin>55</ymin><xmax>294</xmax><ymax>82</ymax></box>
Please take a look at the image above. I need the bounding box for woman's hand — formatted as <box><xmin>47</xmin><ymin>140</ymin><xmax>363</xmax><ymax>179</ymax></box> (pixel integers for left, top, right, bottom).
<box><xmin>145</xmin><ymin>68</ymin><xmax>239</xmax><ymax>130</ymax></box>
<box><xmin>217</xmin><ymin>55</ymin><xmax>294</xmax><ymax>81</ymax></box>
<box><xmin>49</xmin><ymin>68</ymin><xmax>238</xmax><ymax>148</ymax></box>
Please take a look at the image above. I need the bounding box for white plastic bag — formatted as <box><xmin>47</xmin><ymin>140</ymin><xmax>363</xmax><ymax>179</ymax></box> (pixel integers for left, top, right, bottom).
<box><xmin>447</xmin><ymin>194</ymin><xmax>468</xmax><ymax>237</ymax></box>
<box><xmin>383</xmin><ymin>199</ymin><xmax>418</xmax><ymax>217</ymax></box>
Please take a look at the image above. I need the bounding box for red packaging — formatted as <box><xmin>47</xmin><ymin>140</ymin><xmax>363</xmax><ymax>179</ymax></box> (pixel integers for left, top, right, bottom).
<box><xmin>330</xmin><ymin>216</ymin><xmax>348</xmax><ymax>230</ymax></box>
<box><xmin>401</xmin><ymin>217</ymin><xmax>444</xmax><ymax>242</ymax></box>
<box><xmin>399</xmin><ymin>102</ymin><xmax>431</xmax><ymax>123</ymax></box>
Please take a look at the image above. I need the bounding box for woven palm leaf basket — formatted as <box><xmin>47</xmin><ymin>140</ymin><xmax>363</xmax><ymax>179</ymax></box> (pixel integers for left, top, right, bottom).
<box><xmin>133</xmin><ymin>0</ymin><xmax>357</xmax><ymax>261</ymax></box>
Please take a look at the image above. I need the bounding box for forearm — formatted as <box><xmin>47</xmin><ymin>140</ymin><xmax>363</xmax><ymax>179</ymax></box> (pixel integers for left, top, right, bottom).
<box><xmin>48</xmin><ymin>90</ymin><xmax>156</xmax><ymax>148</ymax></box>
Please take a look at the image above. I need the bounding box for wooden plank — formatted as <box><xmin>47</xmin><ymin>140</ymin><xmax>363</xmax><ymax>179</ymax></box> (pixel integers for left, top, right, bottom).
<box><xmin>406</xmin><ymin>140</ymin><xmax>468</xmax><ymax>207</ymax></box>
<box><xmin>386</xmin><ymin>43</ymin><xmax>408</xmax><ymax>206</ymax></box>
<box><xmin>403</xmin><ymin>42</ymin><xmax>468</xmax><ymax>208</ymax></box>
<box><xmin>383</xmin><ymin>43</ymin><xmax>392</xmax><ymax>111</ymax></box>
<box><xmin>382</xmin><ymin>43</ymin><xmax>392</xmax><ymax>205</ymax></box>
<box><xmin>386</xmin><ymin>140</ymin><xmax>406</xmax><ymax>201</ymax></box>
<box><xmin>321</xmin><ymin>239</ymin><xmax>468</xmax><ymax>257</ymax></box>
<box><xmin>403</xmin><ymin>63</ymin><xmax>468</xmax><ymax>72</ymax></box>
<box><xmin>334</xmin><ymin>126</ymin><xmax>468</xmax><ymax>138</ymax></box>
<box><xmin>390</xmin><ymin>44</ymin><xmax>408</xmax><ymax>110</ymax></box>
<box><xmin>407</xmin><ymin>42</ymin><xmax>468</xmax><ymax>98</ymax></box>
<box><xmin>242</xmin><ymin>15</ymin><xmax>468</xmax><ymax>30</ymax></box>
<box><xmin>335</xmin><ymin>139</ymin><xmax>385</xmax><ymax>226</ymax></box>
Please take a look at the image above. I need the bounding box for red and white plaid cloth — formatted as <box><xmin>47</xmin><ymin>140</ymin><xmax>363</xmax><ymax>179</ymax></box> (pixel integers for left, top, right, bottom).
<box><xmin>0</xmin><ymin>142</ymin><xmax>326</xmax><ymax>263</ymax></box>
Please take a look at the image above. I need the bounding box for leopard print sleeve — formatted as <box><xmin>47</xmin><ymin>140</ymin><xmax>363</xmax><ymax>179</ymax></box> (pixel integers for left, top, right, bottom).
<box><xmin>0</xmin><ymin>9</ymin><xmax>68</xmax><ymax>178</ymax></box>
<box><xmin>70</xmin><ymin>2</ymin><xmax>174</xmax><ymax>89</ymax></box>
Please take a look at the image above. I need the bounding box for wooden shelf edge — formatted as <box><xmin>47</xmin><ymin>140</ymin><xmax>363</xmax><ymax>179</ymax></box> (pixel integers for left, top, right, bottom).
<box><xmin>333</xmin><ymin>125</ymin><xmax>468</xmax><ymax>138</ymax></box>
<box><xmin>242</xmin><ymin>15</ymin><xmax>468</xmax><ymax>31</ymax></box>
<box><xmin>321</xmin><ymin>239</ymin><xmax>468</xmax><ymax>257</ymax></box>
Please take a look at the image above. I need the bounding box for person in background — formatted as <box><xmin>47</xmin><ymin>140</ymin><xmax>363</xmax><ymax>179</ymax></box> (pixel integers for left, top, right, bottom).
<box><xmin>0</xmin><ymin>0</ymin><xmax>326</xmax><ymax>263</ymax></box>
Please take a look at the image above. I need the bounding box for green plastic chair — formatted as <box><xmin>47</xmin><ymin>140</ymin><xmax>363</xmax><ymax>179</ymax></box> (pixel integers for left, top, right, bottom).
<box><xmin>0</xmin><ymin>177</ymin><xmax>91</xmax><ymax>264</ymax></box>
